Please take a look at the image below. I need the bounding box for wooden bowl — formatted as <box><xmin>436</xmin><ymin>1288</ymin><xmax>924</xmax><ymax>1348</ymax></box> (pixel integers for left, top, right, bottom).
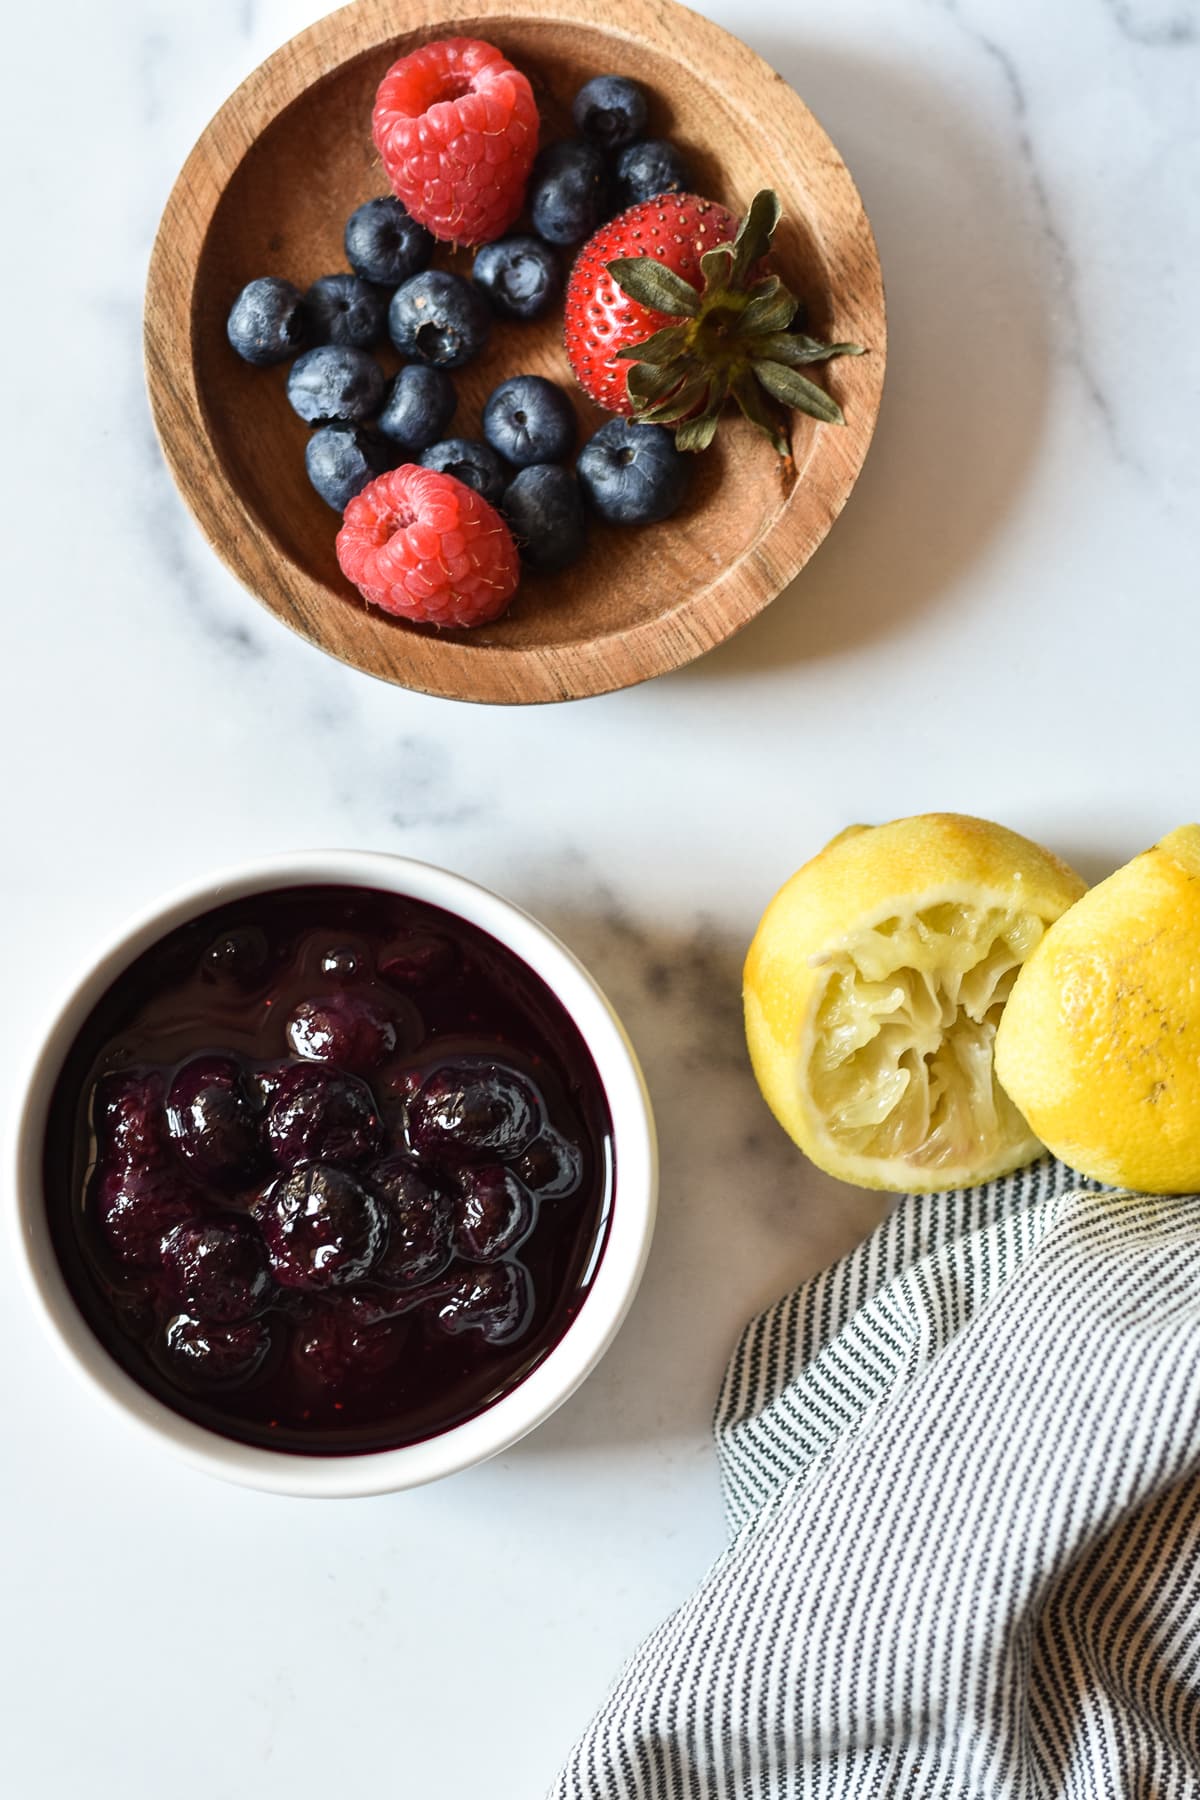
<box><xmin>144</xmin><ymin>0</ymin><xmax>885</xmax><ymax>704</ymax></box>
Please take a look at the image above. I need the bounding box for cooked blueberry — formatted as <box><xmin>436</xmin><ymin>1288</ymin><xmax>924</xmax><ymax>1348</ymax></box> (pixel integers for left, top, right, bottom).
<box><xmin>388</xmin><ymin>271</ymin><xmax>490</xmax><ymax>368</ymax></box>
<box><xmin>502</xmin><ymin>465</ymin><xmax>587</xmax><ymax>571</ymax></box>
<box><xmin>483</xmin><ymin>375</ymin><xmax>576</xmax><ymax>469</ymax></box>
<box><xmin>379</xmin><ymin>932</ymin><xmax>455</xmax><ymax>989</ymax></box>
<box><xmin>286</xmin><ymin>991</ymin><xmax>401</xmax><ymax>1073</ymax></box>
<box><xmin>430</xmin><ymin>1262</ymin><xmax>533</xmax><ymax>1344</ymax></box>
<box><xmin>370</xmin><ymin>1155</ymin><xmax>452</xmax><ymax>1288</ymax></box>
<box><xmin>614</xmin><ymin>139</ymin><xmax>692</xmax><ymax>208</ymax></box>
<box><xmin>572</xmin><ymin>75</ymin><xmax>648</xmax><ymax>151</ymax></box>
<box><xmin>344</xmin><ymin>195</ymin><xmax>434</xmax><ymax>286</ymax></box>
<box><xmin>418</xmin><ymin>438</ymin><xmax>508</xmax><ymax>508</ymax></box>
<box><xmin>409</xmin><ymin>1062</ymin><xmax>540</xmax><ymax>1161</ymax></box>
<box><xmin>202</xmin><ymin>926</ymin><xmax>269</xmax><ymax>984</ymax></box>
<box><xmin>257</xmin><ymin>1164</ymin><xmax>385</xmax><ymax>1290</ymax></box>
<box><xmin>166</xmin><ymin>1054</ymin><xmax>261</xmax><ymax>1181</ymax></box>
<box><xmin>160</xmin><ymin>1219</ymin><xmax>272</xmax><ymax>1323</ymax></box>
<box><xmin>226</xmin><ymin>277</ymin><xmax>309</xmax><ymax>366</ymax></box>
<box><xmin>164</xmin><ymin>1313</ymin><xmax>272</xmax><ymax>1387</ymax></box>
<box><xmin>516</xmin><ymin>1128</ymin><xmax>584</xmax><ymax>1199</ymax></box>
<box><xmin>530</xmin><ymin>140</ymin><xmax>611</xmax><ymax>246</ymax></box>
<box><xmin>320</xmin><ymin>944</ymin><xmax>366</xmax><ymax>981</ymax></box>
<box><xmin>286</xmin><ymin>345</ymin><xmax>385</xmax><ymax>425</ymax></box>
<box><xmin>95</xmin><ymin>1068</ymin><xmax>166</xmax><ymax>1165</ymax></box>
<box><xmin>451</xmin><ymin>1165</ymin><xmax>535</xmax><ymax>1261</ymax></box>
<box><xmin>95</xmin><ymin>1162</ymin><xmax>200</xmax><ymax>1269</ymax></box>
<box><xmin>378</xmin><ymin>364</ymin><xmax>457</xmax><ymax>451</ymax></box>
<box><xmin>577</xmin><ymin>418</ymin><xmax>688</xmax><ymax>524</ymax></box>
<box><xmin>264</xmin><ymin>1064</ymin><xmax>382</xmax><ymax>1167</ymax></box>
<box><xmin>472</xmin><ymin>236</ymin><xmax>562</xmax><ymax>322</ymax></box>
<box><xmin>305</xmin><ymin>424</ymin><xmax>395</xmax><ymax>511</ymax></box>
<box><xmin>294</xmin><ymin>1305</ymin><xmax>404</xmax><ymax>1386</ymax></box>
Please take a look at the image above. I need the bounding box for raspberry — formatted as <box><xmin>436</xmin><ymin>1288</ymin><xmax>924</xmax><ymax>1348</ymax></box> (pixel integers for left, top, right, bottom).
<box><xmin>372</xmin><ymin>38</ymin><xmax>539</xmax><ymax>246</ymax></box>
<box><xmin>336</xmin><ymin>466</ymin><xmax>520</xmax><ymax>629</ymax></box>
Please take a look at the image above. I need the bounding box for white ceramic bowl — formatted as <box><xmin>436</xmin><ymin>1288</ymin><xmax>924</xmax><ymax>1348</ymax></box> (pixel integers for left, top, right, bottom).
<box><xmin>13</xmin><ymin>851</ymin><xmax>657</xmax><ymax>1497</ymax></box>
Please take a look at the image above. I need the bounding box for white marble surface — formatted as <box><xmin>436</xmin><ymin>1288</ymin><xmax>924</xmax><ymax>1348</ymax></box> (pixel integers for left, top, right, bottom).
<box><xmin>2</xmin><ymin>0</ymin><xmax>1198</xmax><ymax>1792</ymax></box>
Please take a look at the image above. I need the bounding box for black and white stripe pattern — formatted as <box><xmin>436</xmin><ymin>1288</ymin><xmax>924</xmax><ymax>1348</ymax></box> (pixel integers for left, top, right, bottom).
<box><xmin>552</xmin><ymin>1162</ymin><xmax>1200</xmax><ymax>1797</ymax></box>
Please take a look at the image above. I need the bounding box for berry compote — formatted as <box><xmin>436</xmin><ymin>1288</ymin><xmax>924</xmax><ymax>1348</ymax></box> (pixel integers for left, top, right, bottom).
<box><xmin>44</xmin><ymin>886</ymin><xmax>614</xmax><ymax>1456</ymax></box>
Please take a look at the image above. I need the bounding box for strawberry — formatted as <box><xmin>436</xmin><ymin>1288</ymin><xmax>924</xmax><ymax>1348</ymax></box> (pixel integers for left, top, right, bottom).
<box><xmin>372</xmin><ymin>38</ymin><xmax>539</xmax><ymax>246</ymax></box>
<box><xmin>564</xmin><ymin>189</ymin><xmax>863</xmax><ymax>452</ymax></box>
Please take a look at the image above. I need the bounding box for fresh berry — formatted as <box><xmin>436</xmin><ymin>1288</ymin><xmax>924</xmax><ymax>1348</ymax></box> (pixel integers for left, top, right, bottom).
<box><xmin>572</xmin><ymin>76</ymin><xmax>647</xmax><ymax>151</ymax></box>
<box><xmin>372</xmin><ymin>37</ymin><xmax>539</xmax><ymax>244</ymax></box>
<box><xmin>344</xmin><ymin>195</ymin><xmax>435</xmax><ymax>286</ymax></box>
<box><xmin>166</xmin><ymin>1054</ymin><xmax>261</xmax><ymax>1181</ymax></box>
<box><xmin>409</xmin><ymin>1061</ymin><xmax>540</xmax><ymax>1162</ymax></box>
<box><xmin>613</xmin><ymin>140</ymin><xmax>691</xmax><ymax>208</ymax></box>
<box><xmin>263</xmin><ymin>1063</ymin><xmax>382</xmax><ymax>1167</ymax></box>
<box><xmin>378</xmin><ymin>364</ymin><xmax>457</xmax><ymax>452</ymax></box>
<box><xmin>388</xmin><ymin>271</ymin><xmax>491</xmax><ymax>368</ymax></box>
<box><xmin>502</xmin><ymin>465</ymin><xmax>587</xmax><ymax>572</ymax></box>
<box><xmin>516</xmin><ymin>1128</ymin><xmax>584</xmax><ymax>1199</ymax></box>
<box><xmin>95</xmin><ymin>1162</ymin><xmax>199</xmax><ymax>1268</ymax></box>
<box><xmin>95</xmin><ymin>1069</ymin><xmax>167</xmax><ymax>1166</ymax></box>
<box><xmin>451</xmin><ymin>1164</ymin><xmax>535</xmax><ymax>1260</ymax></box>
<box><xmin>418</xmin><ymin>437</ymin><xmax>509</xmax><ymax>508</ymax></box>
<box><xmin>305</xmin><ymin>425</ymin><xmax>396</xmax><ymax>513</ymax></box>
<box><xmin>286</xmin><ymin>345</ymin><xmax>385</xmax><ymax>425</ymax></box>
<box><xmin>483</xmin><ymin>375</ymin><xmax>575</xmax><ymax>468</ymax></box>
<box><xmin>286</xmin><ymin>991</ymin><xmax>402</xmax><ymax>1073</ymax></box>
<box><xmin>202</xmin><ymin>927</ymin><xmax>268</xmax><ymax>985</ymax></box>
<box><xmin>370</xmin><ymin>1155</ymin><xmax>452</xmax><ymax>1288</ymax></box>
<box><xmin>163</xmin><ymin>1313</ymin><xmax>272</xmax><ymax>1387</ymax></box>
<box><xmin>530</xmin><ymin>140</ymin><xmax>610</xmax><ymax>246</ymax></box>
<box><xmin>577</xmin><ymin>418</ymin><xmax>688</xmax><ymax>524</ymax></box>
<box><xmin>304</xmin><ymin>273</ymin><xmax>389</xmax><ymax>349</ymax></box>
<box><xmin>336</xmin><ymin>465</ymin><xmax>520</xmax><ymax>629</ymax></box>
<box><xmin>257</xmin><ymin>1164</ymin><xmax>386</xmax><ymax>1289</ymax></box>
<box><xmin>226</xmin><ymin>277</ymin><xmax>309</xmax><ymax>366</ymax></box>
<box><xmin>379</xmin><ymin>932</ymin><xmax>456</xmax><ymax>988</ymax></box>
<box><xmin>160</xmin><ymin>1219</ymin><xmax>273</xmax><ymax>1324</ymax></box>
<box><xmin>430</xmin><ymin>1262</ymin><xmax>533</xmax><ymax>1344</ymax></box>
<box><xmin>472</xmin><ymin>235</ymin><xmax>562</xmax><ymax>322</ymax></box>
<box><xmin>294</xmin><ymin>1306</ymin><xmax>404</xmax><ymax>1386</ymax></box>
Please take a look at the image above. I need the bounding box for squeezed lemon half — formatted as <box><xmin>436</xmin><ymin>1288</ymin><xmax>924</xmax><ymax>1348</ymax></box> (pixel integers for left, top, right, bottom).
<box><xmin>744</xmin><ymin>814</ymin><xmax>1087</xmax><ymax>1191</ymax></box>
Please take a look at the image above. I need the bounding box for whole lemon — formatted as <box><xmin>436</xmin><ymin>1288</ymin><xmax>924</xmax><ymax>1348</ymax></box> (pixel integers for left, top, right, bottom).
<box><xmin>994</xmin><ymin>825</ymin><xmax>1200</xmax><ymax>1192</ymax></box>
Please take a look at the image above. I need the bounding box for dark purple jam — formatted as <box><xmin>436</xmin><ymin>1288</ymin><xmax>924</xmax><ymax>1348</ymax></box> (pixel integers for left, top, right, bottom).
<box><xmin>44</xmin><ymin>885</ymin><xmax>614</xmax><ymax>1456</ymax></box>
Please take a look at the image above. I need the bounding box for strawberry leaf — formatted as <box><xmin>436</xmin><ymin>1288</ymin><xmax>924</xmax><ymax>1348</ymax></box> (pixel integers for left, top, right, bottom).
<box><xmin>730</xmin><ymin>370</ymin><xmax>790</xmax><ymax>454</ymax></box>
<box><xmin>615</xmin><ymin>324</ymin><xmax>692</xmax><ymax>366</ymax></box>
<box><xmin>753</xmin><ymin>359</ymin><xmax>845</xmax><ymax>424</ymax></box>
<box><xmin>627</xmin><ymin>360</ymin><xmax>690</xmax><ymax>403</ymax></box>
<box><xmin>699</xmin><ymin>244</ymin><xmax>736</xmax><ymax>290</ymax></box>
<box><xmin>729</xmin><ymin>190</ymin><xmax>781</xmax><ymax>285</ymax></box>
<box><xmin>675</xmin><ymin>411</ymin><xmax>721</xmax><ymax>452</ymax></box>
<box><xmin>607</xmin><ymin>257</ymin><xmax>701</xmax><ymax>318</ymax></box>
<box><xmin>758</xmin><ymin>331</ymin><xmax>865</xmax><ymax>366</ymax></box>
<box><xmin>736</xmin><ymin>285</ymin><xmax>798</xmax><ymax>337</ymax></box>
<box><xmin>634</xmin><ymin>373</ymin><xmax>713</xmax><ymax>425</ymax></box>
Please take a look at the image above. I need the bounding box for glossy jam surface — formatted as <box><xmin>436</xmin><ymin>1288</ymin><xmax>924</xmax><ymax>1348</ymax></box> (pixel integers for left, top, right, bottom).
<box><xmin>44</xmin><ymin>885</ymin><xmax>614</xmax><ymax>1455</ymax></box>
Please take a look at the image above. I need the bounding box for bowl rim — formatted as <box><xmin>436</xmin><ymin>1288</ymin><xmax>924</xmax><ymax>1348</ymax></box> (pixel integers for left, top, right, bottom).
<box><xmin>143</xmin><ymin>0</ymin><xmax>886</xmax><ymax>704</ymax></box>
<box><xmin>11</xmin><ymin>851</ymin><xmax>658</xmax><ymax>1497</ymax></box>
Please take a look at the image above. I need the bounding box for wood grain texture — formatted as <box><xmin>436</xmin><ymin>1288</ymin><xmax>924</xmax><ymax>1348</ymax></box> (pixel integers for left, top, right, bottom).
<box><xmin>144</xmin><ymin>0</ymin><xmax>886</xmax><ymax>704</ymax></box>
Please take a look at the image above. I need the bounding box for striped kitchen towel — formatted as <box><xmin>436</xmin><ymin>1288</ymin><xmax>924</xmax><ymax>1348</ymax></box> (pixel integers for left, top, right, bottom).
<box><xmin>552</xmin><ymin>1159</ymin><xmax>1200</xmax><ymax>1798</ymax></box>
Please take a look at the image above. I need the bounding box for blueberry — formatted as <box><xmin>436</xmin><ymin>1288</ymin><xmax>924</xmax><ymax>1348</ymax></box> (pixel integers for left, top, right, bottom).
<box><xmin>166</xmin><ymin>1054</ymin><xmax>261</xmax><ymax>1182</ymax></box>
<box><xmin>305</xmin><ymin>425</ymin><xmax>395</xmax><ymax>512</ymax></box>
<box><xmin>483</xmin><ymin>375</ymin><xmax>576</xmax><ymax>469</ymax></box>
<box><xmin>286</xmin><ymin>346</ymin><xmax>385</xmax><ymax>425</ymax></box>
<box><xmin>95</xmin><ymin>1162</ymin><xmax>199</xmax><ymax>1269</ymax></box>
<box><xmin>451</xmin><ymin>1165</ymin><xmax>535</xmax><ymax>1261</ymax></box>
<box><xmin>226</xmin><ymin>277</ymin><xmax>309</xmax><ymax>366</ymax></box>
<box><xmin>160</xmin><ymin>1219</ymin><xmax>273</xmax><ymax>1323</ymax></box>
<box><xmin>164</xmin><ymin>1313</ymin><xmax>272</xmax><ymax>1387</ymax></box>
<box><xmin>388</xmin><ymin>271</ymin><xmax>490</xmax><ymax>368</ymax></box>
<box><xmin>264</xmin><ymin>1064</ymin><xmax>383</xmax><ymax>1168</ymax></box>
<box><xmin>409</xmin><ymin>1062</ymin><xmax>541</xmax><ymax>1162</ymax></box>
<box><xmin>577</xmin><ymin>418</ymin><xmax>689</xmax><ymax>524</ymax></box>
<box><xmin>378</xmin><ymin>364</ymin><xmax>457</xmax><ymax>452</ymax></box>
<box><xmin>286</xmin><ymin>991</ymin><xmax>401</xmax><ymax>1073</ymax></box>
<box><xmin>472</xmin><ymin>236</ymin><xmax>562</xmax><ymax>322</ymax></box>
<box><xmin>258</xmin><ymin>1164</ymin><xmax>385</xmax><ymax>1290</ymax></box>
<box><xmin>379</xmin><ymin>932</ymin><xmax>456</xmax><ymax>989</ymax></box>
<box><xmin>418</xmin><ymin>438</ymin><xmax>509</xmax><ymax>508</ymax></box>
<box><xmin>294</xmin><ymin>1305</ymin><xmax>404</xmax><ymax>1387</ymax></box>
<box><xmin>614</xmin><ymin>139</ymin><xmax>692</xmax><ymax>209</ymax></box>
<box><xmin>502</xmin><ymin>465</ymin><xmax>587</xmax><ymax>571</ymax></box>
<box><xmin>344</xmin><ymin>195</ymin><xmax>434</xmax><ymax>286</ymax></box>
<box><xmin>202</xmin><ymin>926</ymin><xmax>269</xmax><ymax>985</ymax></box>
<box><xmin>95</xmin><ymin>1068</ymin><xmax>167</xmax><ymax>1166</ymax></box>
<box><xmin>530</xmin><ymin>141</ymin><xmax>611</xmax><ymax>246</ymax></box>
<box><xmin>430</xmin><ymin>1262</ymin><xmax>533</xmax><ymax>1344</ymax></box>
<box><xmin>370</xmin><ymin>1155</ymin><xmax>452</xmax><ymax>1288</ymax></box>
<box><xmin>572</xmin><ymin>76</ymin><xmax>648</xmax><ymax>151</ymax></box>
<box><xmin>304</xmin><ymin>273</ymin><xmax>389</xmax><ymax>349</ymax></box>
<box><xmin>516</xmin><ymin>1128</ymin><xmax>584</xmax><ymax>1199</ymax></box>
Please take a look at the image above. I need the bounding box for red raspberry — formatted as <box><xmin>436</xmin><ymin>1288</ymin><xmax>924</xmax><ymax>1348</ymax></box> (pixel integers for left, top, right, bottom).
<box><xmin>372</xmin><ymin>38</ymin><xmax>539</xmax><ymax>246</ymax></box>
<box><xmin>336</xmin><ymin>465</ymin><xmax>520</xmax><ymax>629</ymax></box>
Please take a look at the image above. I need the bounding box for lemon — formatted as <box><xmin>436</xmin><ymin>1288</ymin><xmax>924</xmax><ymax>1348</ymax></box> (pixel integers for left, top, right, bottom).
<box><xmin>994</xmin><ymin>825</ymin><xmax>1200</xmax><ymax>1192</ymax></box>
<box><xmin>744</xmin><ymin>814</ymin><xmax>1087</xmax><ymax>1191</ymax></box>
